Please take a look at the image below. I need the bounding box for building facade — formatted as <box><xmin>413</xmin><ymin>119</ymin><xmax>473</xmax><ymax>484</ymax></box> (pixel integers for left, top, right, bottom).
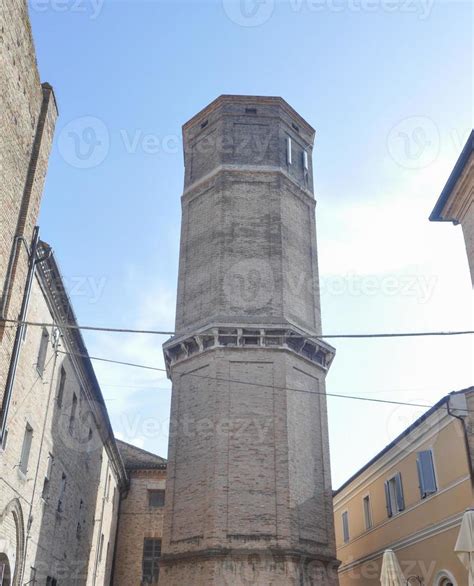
<box><xmin>333</xmin><ymin>388</ymin><xmax>473</xmax><ymax>586</ymax></box>
<box><xmin>0</xmin><ymin>3</ymin><xmax>131</xmax><ymax>584</ymax></box>
<box><xmin>430</xmin><ymin>130</ymin><xmax>474</xmax><ymax>286</ymax></box>
<box><xmin>112</xmin><ymin>441</ymin><xmax>167</xmax><ymax>586</ymax></box>
<box><xmin>0</xmin><ymin>241</ymin><xmax>128</xmax><ymax>586</ymax></box>
<box><xmin>161</xmin><ymin>95</ymin><xmax>338</xmax><ymax>585</ymax></box>
<box><xmin>0</xmin><ymin>0</ymin><xmax>57</xmax><ymax>442</ymax></box>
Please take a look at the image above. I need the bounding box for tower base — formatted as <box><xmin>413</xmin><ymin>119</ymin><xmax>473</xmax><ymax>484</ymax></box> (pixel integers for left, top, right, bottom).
<box><xmin>159</xmin><ymin>549</ymin><xmax>340</xmax><ymax>585</ymax></box>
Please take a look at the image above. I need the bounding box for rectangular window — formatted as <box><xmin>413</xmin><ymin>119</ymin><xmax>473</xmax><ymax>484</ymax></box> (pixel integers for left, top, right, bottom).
<box><xmin>148</xmin><ymin>489</ymin><xmax>165</xmax><ymax>508</ymax></box>
<box><xmin>286</xmin><ymin>136</ymin><xmax>292</xmax><ymax>165</ymax></box>
<box><xmin>385</xmin><ymin>473</ymin><xmax>405</xmax><ymax>517</ymax></box>
<box><xmin>36</xmin><ymin>328</ymin><xmax>49</xmax><ymax>376</ymax></box>
<box><xmin>57</xmin><ymin>473</ymin><xmax>67</xmax><ymax>512</ymax></box>
<box><xmin>303</xmin><ymin>149</ymin><xmax>309</xmax><ymax>171</ymax></box>
<box><xmin>342</xmin><ymin>511</ymin><xmax>350</xmax><ymax>543</ymax></box>
<box><xmin>46</xmin><ymin>577</ymin><xmax>57</xmax><ymax>586</ymax></box>
<box><xmin>98</xmin><ymin>533</ymin><xmax>104</xmax><ymax>562</ymax></box>
<box><xmin>1</xmin><ymin>428</ymin><xmax>8</xmax><ymax>451</ymax></box>
<box><xmin>69</xmin><ymin>393</ymin><xmax>77</xmax><ymax>434</ymax></box>
<box><xmin>57</xmin><ymin>366</ymin><xmax>66</xmax><ymax>407</ymax></box>
<box><xmin>142</xmin><ymin>538</ymin><xmax>161</xmax><ymax>584</ymax></box>
<box><xmin>417</xmin><ymin>450</ymin><xmax>437</xmax><ymax>498</ymax></box>
<box><xmin>363</xmin><ymin>495</ymin><xmax>372</xmax><ymax>530</ymax></box>
<box><xmin>19</xmin><ymin>423</ymin><xmax>33</xmax><ymax>474</ymax></box>
<box><xmin>41</xmin><ymin>453</ymin><xmax>54</xmax><ymax>500</ymax></box>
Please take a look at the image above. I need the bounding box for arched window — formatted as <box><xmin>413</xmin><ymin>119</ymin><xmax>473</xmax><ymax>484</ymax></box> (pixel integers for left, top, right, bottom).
<box><xmin>434</xmin><ymin>570</ymin><xmax>457</xmax><ymax>586</ymax></box>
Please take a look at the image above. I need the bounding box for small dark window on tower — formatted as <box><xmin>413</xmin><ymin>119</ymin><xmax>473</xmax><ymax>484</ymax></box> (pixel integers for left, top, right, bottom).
<box><xmin>245</xmin><ymin>107</ymin><xmax>257</xmax><ymax>114</ymax></box>
<box><xmin>200</xmin><ymin>119</ymin><xmax>208</xmax><ymax>129</ymax></box>
<box><xmin>148</xmin><ymin>489</ymin><xmax>165</xmax><ymax>508</ymax></box>
<box><xmin>292</xmin><ymin>122</ymin><xmax>300</xmax><ymax>132</ymax></box>
<box><xmin>57</xmin><ymin>473</ymin><xmax>67</xmax><ymax>512</ymax></box>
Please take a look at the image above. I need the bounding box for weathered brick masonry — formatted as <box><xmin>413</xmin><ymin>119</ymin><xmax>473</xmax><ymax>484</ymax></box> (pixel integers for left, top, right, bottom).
<box><xmin>0</xmin><ymin>0</ymin><xmax>57</xmax><ymax>412</ymax></box>
<box><xmin>113</xmin><ymin>440</ymin><xmax>167</xmax><ymax>585</ymax></box>
<box><xmin>161</xmin><ymin>96</ymin><xmax>339</xmax><ymax>585</ymax></box>
<box><xmin>0</xmin><ymin>4</ymin><xmax>129</xmax><ymax>585</ymax></box>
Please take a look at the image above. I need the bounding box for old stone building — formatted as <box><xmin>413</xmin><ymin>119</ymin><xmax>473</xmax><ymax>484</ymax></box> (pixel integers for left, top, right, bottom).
<box><xmin>0</xmin><ymin>3</ymin><xmax>130</xmax><ymax>584</ymax></box>
<box><xmin>0</xmin><ymin>0</ymin><xmax>57</xmax><ymax>440</ymax></box>
<box><xmin>112</xmin><ymin>441</ymin><xmax>167</xmax><ymax>585</ymax></box>
<box><xmin>0</xmin><ymin>244</ymin><xmax>128</xmax><ymax>585</ymax></box>
<box><xmin>161</xmin><ymin>96</ymin><xmax>339</xmax><ymax>585</ymax></box>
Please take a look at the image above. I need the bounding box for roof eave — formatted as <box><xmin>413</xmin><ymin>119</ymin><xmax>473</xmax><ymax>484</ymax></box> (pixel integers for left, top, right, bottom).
<box><xmin>429</xmin><ymin>129</ymin><xmax>474</xmax><ymax>222</ymax></box>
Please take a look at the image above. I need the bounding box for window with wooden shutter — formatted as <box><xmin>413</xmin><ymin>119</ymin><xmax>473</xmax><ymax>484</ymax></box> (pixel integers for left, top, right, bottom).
<box><xmin>395</xmin><ymin>472</ymin><xmax>405</xmax><ymax>511</ymax></box>
<box><xmin>417</xmin><ymin>450</ymin><xmax>437</xmax><ymax>498</ymax></box>
<box><xmin>363</xmin><ymin>495</ymin><xmax>372</xmax><ymax>529</ymax></box>
<box><xmin>342</xmin><ymin>511</ymin><xmax>350</xmax><ymax>543</ymax></box>
<box><xmin>385</xmin><ymin>473</ymin><xmax>405</xmax><ymax>517</ymax></box>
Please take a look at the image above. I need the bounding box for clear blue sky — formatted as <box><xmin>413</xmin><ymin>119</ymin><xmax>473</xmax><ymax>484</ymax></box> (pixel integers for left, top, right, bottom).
<box><xmin>31</xmin><ymin>0</ymin><xmax>473</xmax><ymax>487</ymax></box>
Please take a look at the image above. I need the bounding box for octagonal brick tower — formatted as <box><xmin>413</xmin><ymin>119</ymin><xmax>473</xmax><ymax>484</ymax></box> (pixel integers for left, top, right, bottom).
<box><xmin>160</xmin><ymin>96</ymin><xmax>339</xmax><ymax>585</ymax></box>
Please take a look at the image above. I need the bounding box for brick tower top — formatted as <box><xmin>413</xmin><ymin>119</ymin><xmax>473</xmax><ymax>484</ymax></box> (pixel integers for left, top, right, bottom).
<box><xmin>182</xmin><ymin>94</ymin><xmax>315</xmax><ymax>194</ymax></box>
<box><xmin>174</xmin><ymin>95</ymin><xmax>323</xmax><ymax>338</ymax></box>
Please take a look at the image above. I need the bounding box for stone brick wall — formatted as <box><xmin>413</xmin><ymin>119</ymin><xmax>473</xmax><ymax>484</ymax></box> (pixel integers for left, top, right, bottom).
<box><xmin>86</xmin><ymin>449</ymin><xmax>121</xmax><ymax>586</ymax></box>
<box><xmin>113</xmin><ymin>468</ymin><xmax>166</xmax><ymax>585</ymax></box>
<box><xmin>161</xmin><ymin>96</ymin><xmax>338</xmax><ymax>585</ymax></box>
<box><xmin>0</xmin><ymin>0</ymin><xmax>57</xmax><ymax>427</ymax></box>
<box><xmin>0</xmin><ymin>264</ymin><xmax>125</xmax><ymax>585</ymax></box>
<box><xmin>175</xmin><ymin>96</ymin><xmax>320</xmax><ymax>336</ymax></box>
<box><xmin>0</xmin><ymin>241</ymin><xmax>129</xmax><ymax>586</ymax></box>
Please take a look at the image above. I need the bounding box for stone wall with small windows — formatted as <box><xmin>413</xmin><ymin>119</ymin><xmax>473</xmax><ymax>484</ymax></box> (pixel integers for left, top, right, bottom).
<box><xmin>113</xmin><ymin>440</ymin><xmax>167</xmax><ymax>586</ymax></box>
<box><xmin>0</xmin><ymin>0</ymin><xmax>57</xmax><ymax>420</ymax></box>
<box><xmin>0</xmin><ymin>251</ymin><xmax>127</xmax><ymax>585</ymax></box>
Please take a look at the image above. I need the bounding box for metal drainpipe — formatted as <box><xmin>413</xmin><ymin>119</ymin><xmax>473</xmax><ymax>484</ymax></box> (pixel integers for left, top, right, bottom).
<box><xmin>108</xmin><ymin>484</ymin><xmax>129</xmax><ymax>586</ymax></box>
<box><xmin>0</xmin><ymin>227</ymin><xmax>50</xmax><ymax>442</ymax></box>
<box><xmin>447</xmin><ymin>400</ymin><xmax>473</xmax><ymax>485</ymax></box>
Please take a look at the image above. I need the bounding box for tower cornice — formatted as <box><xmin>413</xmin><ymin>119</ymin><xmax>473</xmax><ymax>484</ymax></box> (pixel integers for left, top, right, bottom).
<box><xmin>183</xmin><ymin>95</ymin><xmax>316</xmax><ymax>138</ymax></box>
<box><xmin>163</xmin><ymin>325</ymin><xmax>335</xmax><ymax>377</ymax></box>
<box><xmin>182</xmin><ymin>164</ymin><xmax>316</xmax><ymax>202</ymax></box>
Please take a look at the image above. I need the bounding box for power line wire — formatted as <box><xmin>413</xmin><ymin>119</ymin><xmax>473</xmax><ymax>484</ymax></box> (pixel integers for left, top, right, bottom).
<box><xmin>2</xmin><ymin>317</ymin><xmax>473</xmax><ymax>340</ymax></box>
<box><xmin>57</xmin><ymin>349</ymin><xmax>446</xmax><ymax>411</ymax></box>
